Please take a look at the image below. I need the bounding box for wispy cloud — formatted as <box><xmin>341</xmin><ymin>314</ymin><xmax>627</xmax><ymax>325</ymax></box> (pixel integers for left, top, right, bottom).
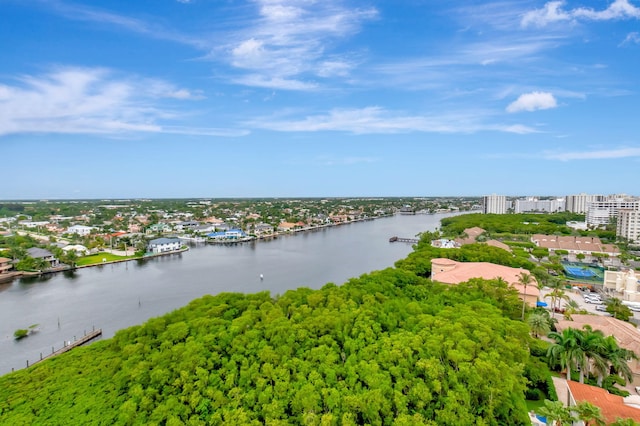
<box><xmin>522</xmin><ymin>0</ymin><xmax>640</xmax><ymax>28</ymax></box>
<box><xmin>42</xmin><ymin>0</ymin><xmax>206</xmax><ymax>48</ymax></box>
<box><xmin>246</xmin><ymin>106</ymin><xmax>537</xmax><ymax>135</ymax></box>
<box><xmin>620</xmin><ymin>31</ymin><xmax>640</xmax><ymax>45</ymax></box>
<box><xmin>0</xmin><ymin>67</ymin><xmax>245</xmax><ymax>137</ymax></box>
<box><xmin>315</xmin><ymin>156</ymin><xmax>379</xmax><ymax>166</ymax></box>
<box><xmin>506</xmin><ymin>91</ymin><xmax>558</xmax><ymax>113</ymax></box>
<box><xmin>544</xmin><ymin>147</ymin><xmax>640</xmax><ymax>161</ymax></box>
<box><xmin>221</xmin><ymin>0</ymin><xmax>377</xmax><ymax>90</ymax></box>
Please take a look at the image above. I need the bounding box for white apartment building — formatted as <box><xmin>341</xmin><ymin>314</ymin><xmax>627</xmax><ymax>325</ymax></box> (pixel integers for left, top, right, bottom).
<box><xmin>482</xmin><ymin>194</ymin><xmax>507</xmax><ymax>214</ymax></box>
<box><xmin>565</xmin><ymin>193</ymin><xmax>601</xmax><ymax>214</ymax></box>
<box><xmin>586</xmin><ymin>196</ymin><xmax>640</xmax><ymax>227</ymax></box>
<box><xmin>617</xmin><ymin>209</ymin><xmax>640</xmax><ymax>243</ymax></box>
<box><xmin>514</xmin><ymin>197</ymin><xmax>565</xmax><ymax>213</ymax></box>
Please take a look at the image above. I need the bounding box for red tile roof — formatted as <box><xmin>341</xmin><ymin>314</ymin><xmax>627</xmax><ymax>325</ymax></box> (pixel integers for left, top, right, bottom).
<box><xmin>567</xmin><ymin>381</ymin><xmax>640</xmax><ymax>423</ymax></box>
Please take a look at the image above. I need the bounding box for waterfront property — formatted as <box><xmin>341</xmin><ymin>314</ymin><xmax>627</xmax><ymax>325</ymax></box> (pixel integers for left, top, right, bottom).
<box><xmin>431</xmin><ymin>258</ymin><xmax>540</xmax><ymax>306</ymax></box>
<box><xmin>26</xmin><ymin>247</ymin><xmax>59</xmax><ymax>268</ymax></box>
<box><xmin>147</xmin><ymin>237</ymin><xmax>181</xmax><ymax>253</ymax></box>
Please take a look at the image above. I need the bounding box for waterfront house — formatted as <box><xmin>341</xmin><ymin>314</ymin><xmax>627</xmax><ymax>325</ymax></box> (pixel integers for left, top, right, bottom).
<box><xmin>174</xmin><ymin>221</ymin><xmax>200</xmax><ymax>232</ymax></box>
<box><xmin>147</xmin><ymin>237</ymin><xmax>181</xmax><ymax>254</ymax></box>
<box><xmin>0</xmin><ymin>257</ymin><xmax>12</xmax><ymax>275</ymax></box>
<box><xmin>431</xmin><ymin>258</ymin><xmax>539</xmax><ymax>307</ymax></box>
<box><xmin>26</xmin><ymin>247</ymin><xmax>59</xmax><ymax>268</ymax></box>
<box><xmin>207</xmin><ymin>229</ymin><xmax>247</xmax><ymax>240</ymax></box>
<box><xmin>62</xmin><ymin>244</ymin><xmax>89</xmax><ymax>256</ymax></box>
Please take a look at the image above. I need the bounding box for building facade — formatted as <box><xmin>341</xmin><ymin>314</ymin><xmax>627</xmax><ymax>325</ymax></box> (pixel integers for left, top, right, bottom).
<box><xmin>514</xmin><ymin>197</ymin><xmax>565</xmax><ymax>213</ymax></box>
<box><xmin>565</xmin><ymin>193</ymin><xmax>601</xmax><ymax>214</ymax></box>
<box><xmin>586</xmin><ymin>196</ymin><xmax>640</xmax><ymax>227</ymax></box>
<box><xmin>482</xmin><ymin>194</ymin><xmax>507</xmax><ymax>214</ymax></box>
<box><xmin>617</xmin><ymin>209</ymin><xmax>640</xmax><ymax>243</ymax></box>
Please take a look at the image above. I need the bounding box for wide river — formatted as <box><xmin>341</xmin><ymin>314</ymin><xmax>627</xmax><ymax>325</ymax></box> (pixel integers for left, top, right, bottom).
<box><xmin>0</xmin><ymin>212</ymin><xmax>462</xmax><ymax>375</ymax></box>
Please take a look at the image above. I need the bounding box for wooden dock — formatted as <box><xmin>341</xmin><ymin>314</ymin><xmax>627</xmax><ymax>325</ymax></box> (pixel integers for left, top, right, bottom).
<box><xmin>389</xmin><ymin>236</ymin><xmax>419</xmax><ymax>243</ymax></box>
<box><xmin>29</xmin><ymin>328</ymin><xmax>102</xmax><ymax>367</ymax></box>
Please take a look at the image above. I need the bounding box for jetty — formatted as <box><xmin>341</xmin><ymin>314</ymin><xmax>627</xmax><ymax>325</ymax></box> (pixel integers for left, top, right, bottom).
<box><xmin>28</xmin><ymin>328</ymin><xmax>102</xmax><ymax>368</ymax></box>
<box><xmin>389</xmin><ymin>236</ymin><xmax>419</xmax><ymax>244</ymax></box>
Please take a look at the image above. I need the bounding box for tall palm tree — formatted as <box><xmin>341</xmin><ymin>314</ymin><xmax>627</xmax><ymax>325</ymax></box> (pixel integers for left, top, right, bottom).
<box><xmin>547</xmin><ymin>328</ymin><xmax>585</xmax><ymax>381</ymax></box>
<box><xmin>545</xmin><ymin>283</ymin><xmax>569</xmax><ymax>319</ymax></box>
<box><xmin>518</xmin><ymin>272</ymin><xmax>534</xmax><ymax>321</ymax></box>
<box><xmin>572</xmin><ymin>401</ymin><xmax>605</xmax><ymax>426</ymax></box>
<box><xmin>578</xmin><ymin>325</ymin><xmax>606</xmax><ymax>384</ymax></box>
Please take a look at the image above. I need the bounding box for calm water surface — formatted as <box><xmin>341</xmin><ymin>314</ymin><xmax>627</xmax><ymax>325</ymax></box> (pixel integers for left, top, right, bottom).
<box><xmin>0</xmin><ymin>212</ymin><xmax>461</xmax><ymax>375</ymax></box>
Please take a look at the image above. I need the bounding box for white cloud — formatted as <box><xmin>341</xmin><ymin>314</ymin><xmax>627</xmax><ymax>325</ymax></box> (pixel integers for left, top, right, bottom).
<box><xmin>506</xmin><ymin>92</ymin><xmax>557</xmax><ymax>113</ymax></box>
<box><xmin>247</xmin><ymin>106</ymin><xmax>537</xmax><ymax>135</ymax></box>
<box><xmin>0</xmin><ymin>67</ymin><xmax>241</xmax><ymax>137</ymax></box>
<box><xmin>222</xmin><ymin>1</ymin><xmax>378</xmax><ymax>89</ymax></box>
<box><xmin>522</xmin><ymin>0</ymin><xmax>640</xmax><ymax>27</ymax></box>
<box><xmin>621</xmin><ymin>31</ymin><xmax>640</xmax><ymax>45</ymax></box>
<box><xmin>544</xmin><ymin>147</ymin><xmax>640</xmax><ymax>161</ymax></box>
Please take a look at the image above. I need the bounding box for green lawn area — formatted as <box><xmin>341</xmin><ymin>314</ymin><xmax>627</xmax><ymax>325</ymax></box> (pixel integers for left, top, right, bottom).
<box><xmin>76</xmin><ymin>252</ymin><xmax>139</xmax><ymax>266</ymax></box>
<box><xmin>526</xmin><ymin>398</ymin><xmax>547</xmax><ymax>413</ymax></box>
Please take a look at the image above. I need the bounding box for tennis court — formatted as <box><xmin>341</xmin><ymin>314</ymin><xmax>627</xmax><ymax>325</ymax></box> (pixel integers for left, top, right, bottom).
<box><xmin>561</xmin><ymin>262</ymin><xmax>604</xmax><ymax>282</ymax></box>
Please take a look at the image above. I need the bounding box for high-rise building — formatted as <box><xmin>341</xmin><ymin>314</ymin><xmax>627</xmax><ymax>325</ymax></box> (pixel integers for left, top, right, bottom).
<box><xmin>482</xmin><ymin>194</ymin><xmax>507</xmax><ymax>214</ymax></box>
<box><xmin>515</xmin><ymin>197</ymin><xmax>565</xmax><ymax>213</ymax></box>
<box><xmin>617</xmin><ymin>209</ymin><xmax>640</xmax><ymax>243</ymax></box>
<box><xmin>565</xmin><ymin>193</ymin><xmax>601</xmax><ymax>214</ymax></box>
<box><xmin>586</xmin><ymin>195</ymin><xmax>640</xmax><ymax>227</ymax></box>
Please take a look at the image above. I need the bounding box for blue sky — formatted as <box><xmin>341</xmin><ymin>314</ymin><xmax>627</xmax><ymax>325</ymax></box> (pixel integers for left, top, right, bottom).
<box><xmin>1</xmin><ymin>0</ymin><xmax>639</xmax><ymax>199</ymax></box>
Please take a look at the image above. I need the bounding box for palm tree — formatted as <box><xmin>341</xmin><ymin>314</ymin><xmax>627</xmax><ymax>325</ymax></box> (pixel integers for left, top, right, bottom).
<box><xmin>609</xmin><ymin>418</ymin><xmax>640</xmax><ymax>426</ymax></box>
<box><xmin>606</xmin><ymin>297</ymin><xmax>632</xmax><ymax>322</ymax></box>
<box><xmin>603</xmin><ymin>335</ymin><xmax>637</xmax><ymax>386</ymax></box>
<box><xmin>544</xmin><ymin>279</ymin><xmax>569</xmax><ymax>319</ymax></box>
<box><xmin>548</xmin><ymin>328</ymin><xmax>585</xmax><ymax>381</ymax></box>
<box><xmin>527</xmin><ymin>312</ymin><xmax>551</xmax><ymax>338</ymax></box>
<box><xmin>572</xmin><ymin>401</ymin><xmax>605</xmax><ymax>426</ymax></box>
<box><xmin>578</xmin><ymin>326</ymin><xmax>606</xmax><ymax>384</ymax></box>
<box><xmin>519</xmin><ymin>272</ymin><xmax>534</xmax><ymax>321</ymax></box>
<box><xmin>537</xmin><ymin>399</ymin><xmax>576</xmax><ymax>426</ymax></box>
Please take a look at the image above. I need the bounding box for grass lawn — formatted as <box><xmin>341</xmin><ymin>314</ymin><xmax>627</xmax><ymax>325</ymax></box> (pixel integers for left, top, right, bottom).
<box><xmin>526</xmin><ymin>398</ymin><xmax>547</xmax><ymax>413</ymax></box>
<box><xmin>76</xmin><ymin>252</ymin><xmax>139</xmax><ymax>266</ymax></box>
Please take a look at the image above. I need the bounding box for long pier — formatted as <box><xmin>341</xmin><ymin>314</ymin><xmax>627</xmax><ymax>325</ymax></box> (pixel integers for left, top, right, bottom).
<box><xmin>389</xmin><ymin>236</ymin><xmax>419</xmax><ymax>243</ymax></box>
<box><xmin>28</xmin><ymin>328</ymin><xmax>102</xmax><ymax>368</ymax></box>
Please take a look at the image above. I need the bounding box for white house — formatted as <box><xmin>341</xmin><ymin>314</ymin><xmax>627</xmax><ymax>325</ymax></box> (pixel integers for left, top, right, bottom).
<box><xmin>62</xmin><ymin>244</ymin><xmax>89</xmax><ymax>256</ymax></box>
<box><xmin>147</xmin><ymin>237</ymin><xmax>181</xmax><ymax>254</ymax></box>
<box><xmin>66</xmin><ymin>225</ymin><xmax>96</xmax><ymax>236</ymax></box>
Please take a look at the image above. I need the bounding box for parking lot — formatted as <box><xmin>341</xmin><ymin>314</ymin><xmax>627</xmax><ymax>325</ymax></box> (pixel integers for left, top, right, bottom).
<box><xmin>538</xmin><ymin>286</ymin><xmax>640</xmax><ymax>322</ymax></box>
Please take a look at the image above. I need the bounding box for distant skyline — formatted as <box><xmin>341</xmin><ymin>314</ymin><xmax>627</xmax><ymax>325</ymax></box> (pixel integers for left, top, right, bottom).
<box><xmin>2</xmin><ymin>0</ymin><xmax>640</xmax><ymax>199</ymax></box>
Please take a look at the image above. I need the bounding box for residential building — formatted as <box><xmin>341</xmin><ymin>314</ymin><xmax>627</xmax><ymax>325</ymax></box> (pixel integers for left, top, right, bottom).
<box><xmin>26</xmin><ymin>247</ymin><xmax>59</xmax><ymax>268</ymax></box>
<box><xmin>514</xmin><ymin>197</ymin><xmax>565</xmax><ymax>213</ymax></box>
<box><xmin>586</xmin><ymin>195</ymin><xmax>640</xmax><ymax>227</ymax></box>
<box><xmin>430</xmin><ymin>258</ymin><xmax>539</xmax><ymax>306</ymax></box>
<box><xmin>617</xmin><ymin>209</ymin><xmax>640</xmax><ymax>244</ymax></box>
<box><xmin>563</xmin><ymin>381</ymin><xmax>640</xmax><ymax>424</ymax></box>
<box><xmin>555</xmin><ymin>314</ymin><xmax>640</xmax><ymax>386</ymax></box>
<box><xmin>0</xmin><ymin>257</ymin><xmax>12</xmax><ymax>275</ymax></box>
<box><xmin>147</xmin><ymin>237</ymin><xmax>181</xmax><ymax>253</ymax></box>
<box><xmin>62</xmin><ymin>245</ymin><xmax>89</xmax><ymax>256</ymax></box>
<box><xmin>565</xmin><ymin>193</ymin><xmax>601</xmax><ymax>214</ymax></box>
<box><xmin>66</xmin><ymin>225</ymin><xmax>96</xmax><ymax>236</ymax></box>
<box><xmin>146</xmin><ymin>223</ymin><xmax>173</xmax><ymax>235</ymax></box>
<box><xmin>481</xmin><ymin>194</ymin><xmax>506</xmax><ymax>214</ymax></box>
<box><xmin>603</xmin><ymin>269</ymin><xmax>640</xmax><ymax>303</ymax></box>
<box><xmin>531</xmin><ymin>234</ymin><xmax>620</xmax><ymax>258</ymax></box>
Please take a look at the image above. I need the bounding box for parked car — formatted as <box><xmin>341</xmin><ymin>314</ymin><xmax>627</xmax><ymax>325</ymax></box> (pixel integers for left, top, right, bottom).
<box><xmin>595</xmin><ymin>305</ymin><xmax>607</xmax><ymax>312</ymax></box>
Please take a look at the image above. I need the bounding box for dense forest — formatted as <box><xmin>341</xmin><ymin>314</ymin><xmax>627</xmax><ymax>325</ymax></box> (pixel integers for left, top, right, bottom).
<box><xmin>0</xmin><ymin>265</ymin><xmax>535</xmax><ymax>425</ymax></box>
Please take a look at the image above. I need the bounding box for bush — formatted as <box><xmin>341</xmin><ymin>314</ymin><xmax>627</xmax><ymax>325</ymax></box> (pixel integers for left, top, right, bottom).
<box><xmin>14</xmin><ymin>329</ymin><xmax>28</xmax><ymax>340</ymax></box>
<box><xmin>525</xmin><ymin>388</ymin><xmax>544</xmax><ymax>401</ymax></box>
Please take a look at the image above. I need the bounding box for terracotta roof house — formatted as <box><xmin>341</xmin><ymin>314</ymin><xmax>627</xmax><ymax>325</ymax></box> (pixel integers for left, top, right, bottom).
<box><xmin>555</xmin><ymin>314</ymin><xmax>640</xmax><ymax>384</ymax></box>
<box><xmin>0</xmin><ymin>257</ymin><xmax>12</xmax><ymax>275</ymax></box>
<box><xmin>565</xmin><ymin>381</ymin><xmax>640</xmax><ymax>424</ymax></box>
<box><xmin>531</xmin><ymin>234</ymin><xmax>620</xmax><ymax>257</ymax></box>
<box><xmin>431</xmin><ymin>258</ymin><xmax>539</xmax><ymax>306</ymax></box>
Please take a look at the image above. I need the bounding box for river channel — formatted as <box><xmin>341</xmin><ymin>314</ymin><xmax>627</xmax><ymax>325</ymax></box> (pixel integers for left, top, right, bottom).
<box><xmin>0</xmin><ymin>212</ymin><xmax>462</xmax><ymax>375</ymax></box>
